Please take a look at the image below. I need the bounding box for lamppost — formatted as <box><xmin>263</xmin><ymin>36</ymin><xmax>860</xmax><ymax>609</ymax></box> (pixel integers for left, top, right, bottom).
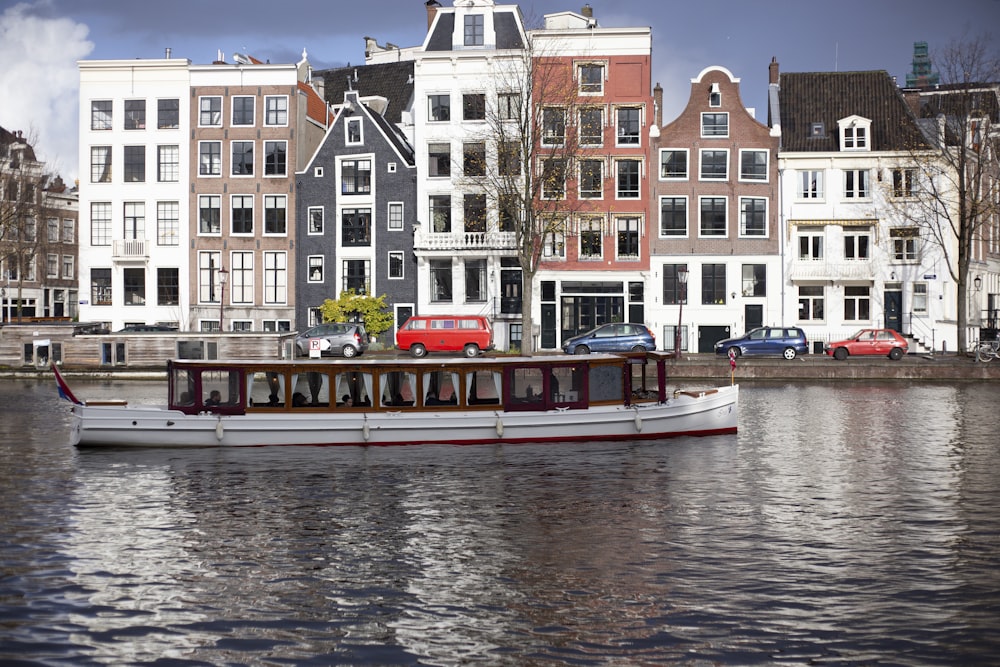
<box><xmin>675</xmin><ymin>267</ymin><xmax>689</xmax><ymax>359</ymax></box>
<box><xmin>218</xmin><ymin>266</ymin><xmax>228</xmax><ymax>333</ymax></box>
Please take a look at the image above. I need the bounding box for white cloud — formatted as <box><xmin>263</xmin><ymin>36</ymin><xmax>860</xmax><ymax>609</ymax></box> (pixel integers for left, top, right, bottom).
<box><xmin>0</xmin><ymin>2</ymin><xmax>92</xmax><ymax>183</ymax></box>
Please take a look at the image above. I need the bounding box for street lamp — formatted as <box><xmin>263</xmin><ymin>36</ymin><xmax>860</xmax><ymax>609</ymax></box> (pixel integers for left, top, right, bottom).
<box><xmin>218</xmin><ymin>265</ymin><xmax>228</xmax><ymax>333</ymax></box>
<box><xmin>675</xmin><ymin>267</ymin><xmax>689</xmax><ymax>359</ymax></box>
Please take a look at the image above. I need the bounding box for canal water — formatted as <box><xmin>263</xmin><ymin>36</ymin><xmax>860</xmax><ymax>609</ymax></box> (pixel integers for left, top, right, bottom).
<box><xmin>1</xmin><ymin>377</ymin><xmax>999</xmax><ymax>665</ymax></box>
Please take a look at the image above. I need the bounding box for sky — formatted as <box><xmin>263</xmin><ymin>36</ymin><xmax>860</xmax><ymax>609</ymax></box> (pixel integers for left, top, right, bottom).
<box><xmin>0</xmin><ymin>0</ymin><xmax>996</xmax><ymax>184</ymax></box>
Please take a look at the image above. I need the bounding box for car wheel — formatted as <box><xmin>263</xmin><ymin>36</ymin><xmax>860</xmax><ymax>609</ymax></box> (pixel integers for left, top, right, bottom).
<box><xmin>342</xmin><ymin>344</ymin><xmax>358</xmax><ymax>358</ymax></box>
<box><xmin>833</xmin><ymin>347</ymin><xmax>848</xmax><ymax>361</ymax></box>
<box><xmin>783</xmin><ymin>347</ymin><xmax>797</xmax><ymax>360</ymax></box>
<box><xmin>410</xmin><ymin>343</ymin><xmax>427</xmax><ymax>358</ymax></box>
<box><xmin>889</xmin><ymin>346</ymin><xmax>904</xmax><ymax>361</ymax></box>
<box><xmin>463</xmin><ymin>343</ymin><xmax>480</xmax><ymax>358</ymax></box>
<box><xmin>574</xmin><ymin>345</ymin><xmax>590</xmax><ymax>355</ymax></box>
<box><xmin>631</xmin><ymin>345</ymin><xmax>647</xmax><ymax>352</ymax></box>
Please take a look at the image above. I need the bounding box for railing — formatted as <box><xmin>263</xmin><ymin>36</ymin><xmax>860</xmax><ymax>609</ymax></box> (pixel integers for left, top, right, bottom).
<box><xmin>789</xmin><ymin>258</ymin><xmax>873</xmax><ymax>281</ymax></box>
<box><xmin>112</xmin><ymin>239</ymin><xmax>148</xmax><ymax>260</ymax></box>
<box><xmin>905</xmin><ymin>312</ymin><xmax>936</xmax><ymax>354</ymax></box>
<box><xmin>414</xmin><ymin>229</ymin><xmax>517</xmax><ymax>252</ymax></box>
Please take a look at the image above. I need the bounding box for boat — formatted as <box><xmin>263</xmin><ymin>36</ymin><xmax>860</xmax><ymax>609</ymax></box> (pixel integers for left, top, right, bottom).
<box><xmin>53</xmin><ymin>351</ymin><xmax>738</xmax><ymax>448</ymax></box>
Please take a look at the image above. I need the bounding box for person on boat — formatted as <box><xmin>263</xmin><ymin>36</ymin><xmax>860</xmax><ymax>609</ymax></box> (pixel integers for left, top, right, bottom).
<box><xmin>425</xmin><ymin>390</ymin><xmax>443</xmax><ymax>406</ymax></box>
<box><xmin>205</xmin><ymin>390</ymin><xmax>222</xmax><ymax>407</ymax></box>
<box><xmin>341</xmin><ymin>394</ymin><xmax>353</xmax><ymax>407</ymax></box>
<box><xmin>292</xmin><ymin>392</ymin><xmax>307</xmax><ymax>407</ymax></box>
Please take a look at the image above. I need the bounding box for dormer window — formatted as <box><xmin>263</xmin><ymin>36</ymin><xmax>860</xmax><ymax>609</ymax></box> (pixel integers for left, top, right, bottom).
<box><xmin>464</xmin><ymin>14</ymin><xmax>484</xmax><ymax>46</ymax></box>
<box><xmin>709</xmin><ymin>82</ymin><xmax>721</xmax><ymax>107</ymax></box>
<box><xmin>838</xmin><ymin>116</ymin><xmax>871</xmax><ymax>151</ymax></box>
<box><xmin>810</xmin><ymin>122</ymin><xmax>825</xmax><ymax>138</ymax></box>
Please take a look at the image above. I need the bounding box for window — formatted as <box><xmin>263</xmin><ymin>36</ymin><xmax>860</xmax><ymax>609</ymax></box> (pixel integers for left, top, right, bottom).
<box><xmin>662</xmin><ymin>264</ymin><xmax>688</xmax><ymax>305</ymax></box>
<box><xmin>123</xmin><ymin>268</ymin><xmax>145</xmax><ymax>305</ymax></box>
<box><xmin>388</xmin><ymin>251</ymin><xmax>404</xmax><ymax>279</ymax></box>
<box><xmin>844</xmin><ymin>169</ymin><xmax>869</xmax><ymax>199</ymax></box>
<box><xmin>124</xmin><ymin>146</ymin><xmax>145</xmax><ymax>182</ymax></box>
<box><xmin>660</xmin><ymin>149</ymin><xmax>687</xmax><ymax>179</ymax></box>
<box><xmin>579</xmin><ymin>63</ymin><xmax>604</xmax><ymax>94</ymax></box>
<box><xmin>543</xmin><ymin>219</ymin><xmax>565</xmax><ymax>258</ymax></box>
<box><xmin>199</xmin><ymin>195</ymin><xmax>221</xmax><ymax>234</ymax></box>
<box><xmin>346</xmin><ymin>118</ymin><xmax>362</xmax><ymax>144</ymax></box>
<box><xmin>232</xmin><ymin>96</ymin><xmax>254</xmax><ymax>125</ymax></box>
<box><xmin>91</xmin><ymin>203</ymin><xmax>111</xmax><ymax>245</ymax></box>
<box><xmin>264</xmin><ymin>252</ymin><xmax>287</xmax><ymax>304</ymax></box>
<box><xmin>265</xmin><ymin>96</ymin><xmax>288</xmax><ymax>125</ymax></box>
<box><xmin>701</xmin><ymin>112</ymin><xmax>728</xmax><ymax>137</ymax></box>
<box><xmin>844</xmin><ymin>285</ymin><xmax>870</xmax><ymax>321</ymax></box>
<box><xmin>429</xmin><ymin>94</ymin><xmax>450</xmax><ymax>122</ymax></box>
<box><xmin>913</xmin><ymin>282</ymin><xmax>928</xmax><ymax>314</ymax></box>
<box><xmin>742</xmin><ymin>264</ymin><xmax>766</xmax><ymax>297</ymax></box>
<box><xmin>342</xmin><ymin>159</ymin><xmax>372</xmax><ymax>194</ymax></box>
<box><xmin>542</xmin><ymin>159</ymin><xmax>566</xmax><ymax>199</ymax></box>
<box><xmin>308</xmin><ymin>256</ymin><xmax>324</xmax><ymax>282</ymax></box>
<box><xmin>498</xmin><ymin>141</ymin><xmax>520</xmax><ymax>176</ymax></box>
<box><xmin>699</xmin><ymin>197</ymin><xmax>727</xmax><ymax>237</ymax></box>
<box><xmin>497</xmin><ymin>92</ymin><xmax>519</xmax><ymax>120</ymax></box>
<box><xmin>47</xmin><ymin>254</ymin><xmax>58</xmax><ymax>278</ymax></box>
<box><xmin>264</xmin><ymin>141</ymin><xmax>287</xmax><ymax>175</ymax></box>
<box><xmin>617</xmin><ymin>217</ymin><xmax>640</xmax><ymax>259</ymax></box>
<box><xmin>388</xmin><ymin>202</ymin><xmax>404</xmax><ymax>230</ymax></box>
<box><xmin>157</xmin><ymin>145</ymin><xmax>179</xmax><ymax>182</ymax></box>
<box><xmin>465</xmin><ymin>259</ymin><xmax>487</xmax><ymax>302</ymax></box>
<box><xmin>542</xmin><ymin>107</ymin><xmax>566</xmax><ymax>146</ymax></box>
<box><xmin>229</xmin><ymin>251</ymin><xmax>252</xmax><ymax>306</ymax></box>
<box><xmin>157</xmin><ymin>201</ymin><xmax>179</xmax><ymax>246</ymax></box>
<box><xmin>428</xmin><ymin>143</ymin><xmax>451</xmax><ymax>177</ymax></box>
<box><xmin>616</xmin><ymin>159</ymin><xmax>640</xmax><ymax>198</ymax></box>
<box><xmin>579</xmin><ymin>107</ymin><xmax>603</xmax><ymax>146</ymax></box>
<box><xmin>579</xmin><ymin>160</ymin><xmax>603</xmax><ymax>199</ymax></box>
<box><xmin>797</xmin><ymin>228</ymin><xmax>824</xmax><ymax>260</ymax></box>
<box><xmin>91</xmin><ymin>268</ymin><xmax>112</xmax><ymax>305</ymax></box>
<box><xmin>264</xmin><ymin>195</ymin><xmax>286</xmax><ymax>235</ymax></box>
<box><xmin>342</xmin><ymin>207</ymin><xmax>371</xmax><ymax>245</ymax></box>
<box><xmin>232</xmin><ymin>141</ymin><xmax>254</xmax><ymax>176</ymax></box>
<box><xmin>580</xmin><ymin>218</ymin><xmax>602</xmax><ymax>259</ymax></box>
<box><xmin>199</xmin><ymin>141</ymin><xmax>221</xmax><ymax>176</ymax></box>
<box><xmin>90</xmin><ymin>146</ymin><xmax>111</xmax><ymax>183</ymax></box>
<box><xmin>709</xmin><ymin>87</ymin><xmax>721</xmax><ymax>107</ymax></box>
<box><xmin>91</xmin><ymin>101</ymin><xmax>112</xmax><ymax>130</ymax></box>
<box><xmin>798</xmin><ymin>285</ymin><xmax>825</xmax><ymax>320</ymax></box>
<box><xmin>62</xmin><ymin>219</ymin><xmax>74</xmax><ymax>243</ymax></box>
<box><xmin>430</xmin><ymin>195</ymin><xmax>451</xmax><ymax>233</ymax></box>
<box><xmin>844</xmin><ymin>229</ymin><xmax>871</xmax><ymax>260</ymax></box>
<box><xmin>463</xmin><ymin>142</ymin><xmax>486</xmax><ymax>176</ymax></box>
<box><xmin>891</xmin><ymin>227</ymin><xmax>919</xmax><ymax>261</ymax></box>
<box><xmin>797</xmin><ymin>170</ymin><xmax>824</xmax><ymax>199</ymax></box>
<box><xmin>616</xmin><ymin>107</ymin><xmax>641</xmax><ymax>145</ymax></box>
<box><xmin>739</xmin><ymin>197</ymin><xmax>767</xmax><ymax>237</ymax></box>
<box><xmin>740</xmin><ymin>150</ymin><xmax>767</xmax><ymax>181</ymax></box>
<box><xmin>463</xmin><ymin>93</ymin><xmax>485</xmax><ymax>120</ymax></box>
<box><xmin>123</xmin><ymin>202</ymin><xmax>144</xmax><ymax>239</ymax></box>
<box><xmin>231</xmin><ymin>195</ymin><xmax>254</xmax><ymax>234</ymax></box>
<box><xmin>157</xmin><ymin>98</ymin><xmax>179</xmax><ymax>129</ymax></box>
<box><xmin>892</xmin><ymin>168</ymin><xmax>916</xmax><ymax>197</ymax></box>
<box><xmin>308</xmin><ymin>207</ymin><xmax>324</xmax><ymax>234</ymax></box>
<box><xmin>155</xmin><ymin>267</ymin><xmax>178</xmax><ymax>306</ymax></box>
<box><xmin>464</xmin><ymin>194</ymin><xmax>486</xmax><ymax>232</ymax></box>
<box><xmin>464</xmin><ymin>14</ymin><xmax>484</xmax><ymax>46</ymax></box>
<box><xmin>700</xmin><ymin>149</ymin><xmax>728</xmax><ymax>180</ymax></box>
<box><xmin>843</xmin><ymin>125</ymin><xmax>867</xmax><ymax>149</ymax></box>
<box><xmin>430</xmin><ymin>259</ymin><xmax>452</xmax><ymax>302</ymax></box>
<box><xmin>701</xmin><ymin>264</ymin><xmax>727</xmax><ymax>304</ymax></box>
<box><xmin>810</xmin><ymin>122</ymin><xmax>825</xmax><ymax>138</ymax></box>
<box><xmin>659</xmin><ymin>196</ymin><xmax>687</xmax><ymax>237</ymax></box>
<box><xmin>61</xmin><ymin>255</ymin><xmax>73</xmax><ymax>280</ymax></box>
<box><xmin>199</xmin><ymin>96</ymin><xmax>222</xmax><ymax>126</ymax></box>
<box><xmin>124</xmin><ymin>100</ymin><xmax>146</xmax><ymax>130</ymax></box>
<box><xmin>499</xmin><ymin>195</ymin><xmax>519</xmax><ymax>232</ymax></box>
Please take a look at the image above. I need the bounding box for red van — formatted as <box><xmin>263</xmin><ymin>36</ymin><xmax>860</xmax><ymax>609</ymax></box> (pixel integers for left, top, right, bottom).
<box><xmin>397</xmin><ymin>315</ymin><xmax>494</xmax><ymax>358</ymax></box>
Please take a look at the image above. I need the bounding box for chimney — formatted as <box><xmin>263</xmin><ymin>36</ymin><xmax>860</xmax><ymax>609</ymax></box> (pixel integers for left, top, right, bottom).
<box><xmin>426</xmin><ymin>0</ymin><xmax>441</xmax><ymax>30</ymax></box>
<box><xmin>581</xmin><ymin>4</ymin><xmax>593</xmax><ymax>18</ymax></box>
<box><xmin>654</xmin><ymin>82</ymin><xmax>663</xmax><ymax>128</ymax></box>
<box><xmin>165</xmin><ymin>47</ymin><xmax>171</xmax><ymax>59</ymax></box>
<box><xmin>214</xmin><ymin>49</ymin><xmax>226</xmax><ymax>65</ymax></box>
<box><xmin>769</xmin><ymin>57</ymin><xmax>779</xmax><ymax>85</ymax></box>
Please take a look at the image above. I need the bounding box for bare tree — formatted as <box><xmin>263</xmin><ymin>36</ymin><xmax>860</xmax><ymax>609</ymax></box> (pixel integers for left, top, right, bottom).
<box><xmin>890</xmin><ymin>34</ymin><xmax>1000</xmax><ymax>351</ymax></box>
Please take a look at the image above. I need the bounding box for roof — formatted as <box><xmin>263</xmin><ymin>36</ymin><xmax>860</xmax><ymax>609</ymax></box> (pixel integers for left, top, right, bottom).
<box><xmin>297</xmin><ymin>81</ymin><xmax>333</xmax><ymax>126</ymax></box>
<box><xmin>318</xmin><ymin>60</ymin><xmax>414</xmax><ymax>125</ymax></box>
<box><xmin>425</xmin><ymin>7</ymin><xmax>524</xmax><ymax>51</ymax></box>
<box><xmin>778</xmin><ymin>70</ymin><xmax>928</xmax><ymax>152</ymax></box>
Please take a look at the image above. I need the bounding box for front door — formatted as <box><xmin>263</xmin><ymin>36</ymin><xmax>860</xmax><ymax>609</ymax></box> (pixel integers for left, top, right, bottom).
<box><xmin>884</xmin><ymin>290</ymin><xmax>903</xmax><ymax>332</ymax></box>
<box><xmin>745</xmin><ymin>304</ymin><xmax>763</xmax><ymax>331</ymax></box>
<box><xmin>699</xmin><ymin>325</ymin><xmax>731</xmax><ymax>354</ymax></box>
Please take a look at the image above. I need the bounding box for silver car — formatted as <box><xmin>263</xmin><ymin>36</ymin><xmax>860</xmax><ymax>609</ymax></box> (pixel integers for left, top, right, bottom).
<box><xmin>295</xmin><ymin>323</ymin><xmax>369</xmax><ymax>358</ymax></box>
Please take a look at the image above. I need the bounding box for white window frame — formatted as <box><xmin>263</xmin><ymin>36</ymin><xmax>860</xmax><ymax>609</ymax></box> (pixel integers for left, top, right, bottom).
<box><xmin>388</xmin><ymin>202</ymin><xmax>404</xmax><ymax>230</ymax></box>
<box><xmin>798</xmin><ymin>285</ymin><xmax>825</xmax><ymax>322</ymax></box>
<box><xmin>345</xmin><ymin>118</ymin><xmax>363</xmax><ymax>145</ymax></box>
<box><xmin>231</xmin><ymin>95</ymin><xmax>255</xmax><ymax>126</ymax></box>
<box><xmin>388</xmin><ymin>251</ymin><xmax>405</xmax><ymax>279</ymax></box>
<box><xmin>263</xmin><ymin>195</ymin><xmax>287</xmax><ymax>236</ymax></box>
<box><xmin>797</xmin><ymin>170</ymin><xmax>824</xmax><ymax>199</ymax></box>
<box><xmin>701</xmin><ymin>111</ymin><xmax>729</xmax><ymax>138</ymax></box>
<box><xmin>308</xmin><ymin>206</ymin><xmax>324</xmax><ymax>235</ymax></box>
<box><xmin>659</xmin><ymin>148</ymin><xmax>688</xmax><ymax>180</ymax></box>
<box><xmin>230</xmin><ymin>251</ymin><xmax>254</xmax><ymax>305</ymax></box>
<box><xmin>579</xmin><ymin>218</ymin><xmax>603</xmax><ymax>260</ymax></box>
<box><xmin>263</xmin><ymin>251</ymin><xmax>287</xmax><ymax>305</ymax></box>
<box><xmin>797</xmin><ymin>229</ymin><xmax>825</xmax><ymax>260</ymax></box>
<box><xmin>699</xmin><ymin>149</ymin><xmax>729</xmax><ymax>181</ymax></box>
<box><xmin>198</xmin><ymin>96</ymin><xmax>222</xmax><ymax>127</ymax></box>
<box><xmin>659</xmin><ymin>195</ymin><xmax>688</xmax><ymax>238</ymax></box>
<box><xmin>230</xmin><ymin>140</ymin><xmax>254</xmax><ymax>177</ymax></box>
<box><xmin>844</xmin><ymin>169</ymin><xmax>870</xmax><ymax>200</ymax></box>
<box><xmin>844</xmin><ymin>228</ymin><xmax>872</xmax><ymax>260</ymax></box>
<box><xmin>264</xmin><ymin>140</ymin><xmax>287</xmax><ymax>177</ymax></box>
<box><xmin>578</xmin><ymin>62</ymin><xmax>605</xmax><ymax>95</ymax></box>
<box><xmin>738</xmin><ymin>197</ymin><xmax>768</xmax><ymax>238</ymax></box>
<box><xmin>230</xmin><ymin>194</ymin><xmax>254</xmax><ymax>236</ymax></box>
<box><xmin>698</xmin><ymin>196</ymin><xmax>728</xmax><ymax>238</ymax></box>
<box><xmin>843</xmin><ymin>285</ymin><xmax>871</xmax><ymax>322</ymax></box>
<box><xmin>264</xmin><ymin>95</ymin><xmax>289</xmax><ymax>126</ymax></box>
<box><xmin>308</xmin><ymin>255</ymin><xmax>324</xmax><ymax>283</ymax></box>
<box><xmin>198</xmin><ymin>141</ymin><xmax>222</xmax><ymax>177</ymax></box>
<box><xmin>738</xmin><ymin>149</ymin><xmax>768</xmax><ymax>182</ymax></box>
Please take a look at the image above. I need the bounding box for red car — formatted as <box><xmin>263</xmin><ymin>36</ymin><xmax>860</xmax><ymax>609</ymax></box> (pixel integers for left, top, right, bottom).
<box><xmin>825</xmin><ymin>329</ymin><xmax>909</xmax><ymax>360</ymax></box>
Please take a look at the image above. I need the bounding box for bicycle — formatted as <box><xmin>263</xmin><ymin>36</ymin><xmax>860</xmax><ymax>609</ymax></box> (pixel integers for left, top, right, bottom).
<box><xmin>975</xmin><ymin>339</ymin><xmax>1000</xmax><ymax>363</ymax></box>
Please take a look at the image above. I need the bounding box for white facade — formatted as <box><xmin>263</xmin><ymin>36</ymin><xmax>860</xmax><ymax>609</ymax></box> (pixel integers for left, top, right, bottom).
<box><xmin>77</xmin><ymin>59</ymin><xmax>192</xmax><ymax>330</ymax></box>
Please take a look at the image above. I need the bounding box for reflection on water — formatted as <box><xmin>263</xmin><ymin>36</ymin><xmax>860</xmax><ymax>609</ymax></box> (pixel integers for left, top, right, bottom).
<box><xmin>1</xmin><ymin>377</ymin><xmax>999</xmax><ymax>664</ymax></box>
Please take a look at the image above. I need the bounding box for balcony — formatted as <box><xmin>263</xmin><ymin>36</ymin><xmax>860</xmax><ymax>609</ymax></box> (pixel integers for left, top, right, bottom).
<box><xmin>414</xmin><ymin>229</ymin><xmax>517</xmax><ymax>252</ymax></box>
<box><xmin>112</xmin><ymin>239</ymin><xmax>148</xmax><ymax>262</ymax></box>
<box><xmin>790</xmin><ymin>258</ymin><xmax>873</xmax><ymax>282</ymax></box>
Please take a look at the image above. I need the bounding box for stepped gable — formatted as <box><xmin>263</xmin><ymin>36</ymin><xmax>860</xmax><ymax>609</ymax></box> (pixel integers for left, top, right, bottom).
<box><xmin>779</xmin><ymin>70</ymin><xmax>928</xmax><ymax>152</ymax></box>
<box><xmin>318</xmin><ymin>60</ymin><xmax>414</xmax><ymax>125</ymax></box>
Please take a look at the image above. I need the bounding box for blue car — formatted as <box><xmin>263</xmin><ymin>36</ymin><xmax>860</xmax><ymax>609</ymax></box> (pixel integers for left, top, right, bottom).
<box><xmin>714</xmin><ymin>326</ymin><xmax>808</xmax><ymax>360</ymax></box>
<box><xmin>562</xmin><ymin>323</ymin><xmax>656</xmax><ymax>355</ymax></box>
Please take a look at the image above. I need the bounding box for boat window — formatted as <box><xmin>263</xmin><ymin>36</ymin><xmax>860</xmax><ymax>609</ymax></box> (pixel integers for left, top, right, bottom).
<box><xmin>173</xmin><ymin>368</ymin><xmax>195</xmax><ymax>406</ymax></box>
<box><xmin>630</xmin><ymin>358</ymin><xmax>659</xmax><ymax>401</ymax></box>
<box><xmin>247</xmin><ymin>370</ymin><xmax>285</xmax><ymax>407</ymax></box>
<box><xmin>466</xmin><ymin>369</ymin><xmax>501</xmax><ymax>405</ymax></box>
<box><xmin>202</xmin><ymin>369</ymin><xmax>240</xmax><ymax>406</ymax></box>
<box><xmin>589</xmin><ymin>363</ymin><xmax>623</xmax><ymax>402</ymax></box>
<box><xmin>335</xmin><ymin>371</ymin><xmax>372</xmax><ymax>407</ymax></box>
<box><xmin>551</xmin><ymin>365</ymin><xmax>584</xmax><ymax>404</ymax></box>
<box><xmin>509</xmin><ymin>367</ymin><xmax>544</xmax><ymax>405</ymax></box>
<box><xmin>293</xmin><ymin>371</ymin><xmax>329</xmax><ymax>406</ymax></box>
<box><xmin>380</xmin><ymin>371</ymin><xmax>416</xmax><ymax>407</ymax></box>
<box><xmin>422</xmin><ymin>370</ymin><xmax>459</xmax><ymax>406</ymax></box>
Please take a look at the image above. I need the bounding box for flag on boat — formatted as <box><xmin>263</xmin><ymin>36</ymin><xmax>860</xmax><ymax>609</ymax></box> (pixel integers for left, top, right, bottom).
<box><xmin>728</xmin><ymin>348</ymin><xmax>737</xmax><ymax>371</ymax></box>
<box><xmin>52</xmin><ymin>363</ymin><xmax>83</xmax><ymax>405</ymax></box>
